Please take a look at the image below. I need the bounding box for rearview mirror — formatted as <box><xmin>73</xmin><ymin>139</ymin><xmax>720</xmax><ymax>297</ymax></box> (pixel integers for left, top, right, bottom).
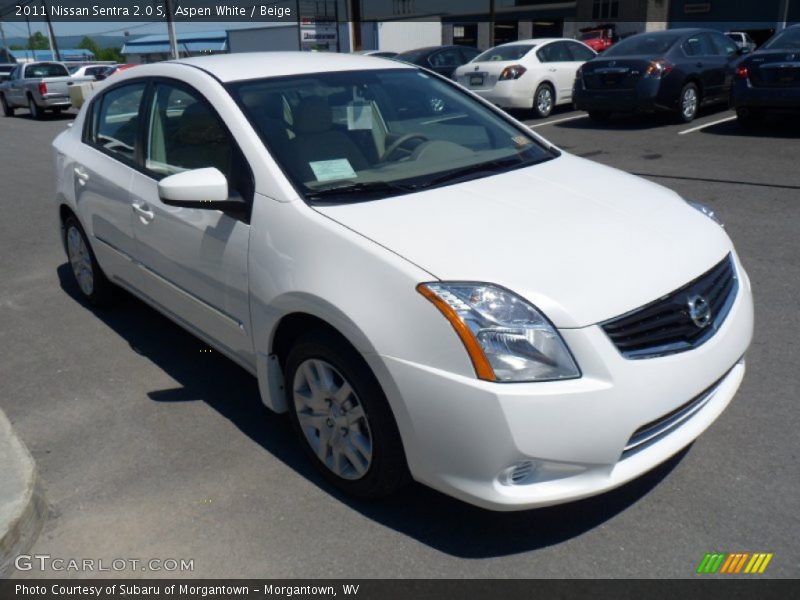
<box><xmin>158</xmin><ymin>167</ymin><xmax>234</xmax><ymax>208</ymax></box>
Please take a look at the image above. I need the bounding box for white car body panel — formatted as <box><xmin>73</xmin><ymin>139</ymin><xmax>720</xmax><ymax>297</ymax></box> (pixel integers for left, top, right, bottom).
<box><xmin>52</xmin><ymin>53</ymin><xmax>753</xmax><ymax>511</ymax></box>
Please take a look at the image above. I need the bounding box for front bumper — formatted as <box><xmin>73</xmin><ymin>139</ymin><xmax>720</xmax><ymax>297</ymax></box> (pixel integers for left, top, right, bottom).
<box><xmin>370</xmin><ymin>256</ymin><xmax>754</xmax><ymax>511</ymax></box>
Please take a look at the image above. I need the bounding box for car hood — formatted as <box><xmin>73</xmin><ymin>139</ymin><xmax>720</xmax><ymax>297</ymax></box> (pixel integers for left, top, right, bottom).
<box><xmin>314</xmin><ymin>154</ymin><xmax>733</xmax><ymax>328</ymax></box>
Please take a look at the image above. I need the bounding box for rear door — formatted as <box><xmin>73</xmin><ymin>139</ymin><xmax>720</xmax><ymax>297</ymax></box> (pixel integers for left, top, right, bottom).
<box><xmin>682</xmin><ymin>33</ymin><xmax>726</xmax><ymax>102</ymax></box>
<box><xmin>74</xmin><ymin>81</ymin><xmax>147</xmax><ymax>290</ymax></box>
<box><xmin>708</xmin><ymin>32</ymin><xmax>741</xmax><ymax>95</ymax></box>
<box><xmin>128</xmin><ymin>80</ymin><xmax>255</xmax><ymax>363</ymax></box>
<box><xmin>537</xmin><ymin>41</ymin><xmax>577</xmax><ymax>102</ymax></box>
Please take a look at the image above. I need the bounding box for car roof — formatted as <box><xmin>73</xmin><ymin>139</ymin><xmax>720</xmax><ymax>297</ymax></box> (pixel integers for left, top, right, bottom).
<box><xmin>497</xmin><ymin>38</ymin><xmax>564</xmax><ymax>46</ymax></box>
<box><xmin>174</xmin><ymin>52</ymin><xmax>413</xmax><ymax>82</ymax></box>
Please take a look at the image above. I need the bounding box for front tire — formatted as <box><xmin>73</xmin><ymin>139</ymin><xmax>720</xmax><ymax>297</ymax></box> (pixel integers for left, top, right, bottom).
<box><xmin>532</xmin><ymin>83</ymin><xmax>555</xmax><ymax>118</ymax></box>
<box><xmin>284</xmin><ymin>331</ymin><xmax>408</xmax><ymax>499</ymax></box>
<box><xmin>0</xmin><ymin>94</ymin><xmax>13</xmax><ymax>117</ymax></box>
<box><xmin>28</xmin><ymin>95</ymin><xmax>42</xmax><ymax>120</ymax></box>
<box><xmin>677</xmin><ymin>82</ymin><xmax>700</xmax><ymax>123</ymax></box>
<box><xmin>63</xmin><ymin>216</ymin><xmax>115</xmax><ymax>306</ymax></box>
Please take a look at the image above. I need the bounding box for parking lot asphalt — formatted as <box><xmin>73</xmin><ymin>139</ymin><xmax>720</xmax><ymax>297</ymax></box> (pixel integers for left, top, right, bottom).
<box><xmin>0</xmin><ymin>105</ymin><xmax>798</xmax><ymax>578</ymax></box>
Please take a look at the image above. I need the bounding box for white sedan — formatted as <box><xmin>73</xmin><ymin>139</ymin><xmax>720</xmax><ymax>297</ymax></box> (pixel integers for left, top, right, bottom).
<box><xmin>455</xmin><ymin>38</ymin><xmax>596</xmax><ymax>117</ymax></box>
<box><xmin>53</xmin><ymin>52</ymin><xmax>752</xmax><ymax>511</ymax></box>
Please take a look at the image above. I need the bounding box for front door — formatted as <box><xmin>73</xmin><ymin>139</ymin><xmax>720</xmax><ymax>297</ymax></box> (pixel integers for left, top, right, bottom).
<box><xmin>128</xmin><ymin>80</ymin><xmax>255</xmax><ymax>364</ymax></box>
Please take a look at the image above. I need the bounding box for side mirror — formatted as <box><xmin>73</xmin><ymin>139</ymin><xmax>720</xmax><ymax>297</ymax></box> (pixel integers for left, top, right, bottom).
<box><xmin>737</xmin><ymin>47</ymin><xmax>751</xmax><ymax>55</ymax></box>
<box><xmin>158</xmin><ymin>167</ymin><xmax>237</xmax><ymax>208</ymax></box>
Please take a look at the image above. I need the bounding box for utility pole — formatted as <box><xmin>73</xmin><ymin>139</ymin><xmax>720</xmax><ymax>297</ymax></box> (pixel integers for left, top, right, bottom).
<box><xmin>40</xmin><ymin>0</ymin><xmax>61</xmax><ymax>60</ymax></box>
<box><xmin>0</xmin><ymin>20</ymin><xmax>8</xmax><ymax>57</ymax></box>
<box><xmin>165</xmin><ymin>0</ymin><xmax>179</xmax><ymax>59</ymax></box>
<box><xmin>489</xmin><ymin>0</ymin><xmax>495</xmax><ymax>47</ymax></box>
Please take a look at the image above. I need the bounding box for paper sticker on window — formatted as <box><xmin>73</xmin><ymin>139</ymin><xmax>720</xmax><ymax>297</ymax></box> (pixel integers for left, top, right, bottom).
<box><xmin>309</xmin><ymin>159</ymin><xmax>357</xmax><ymax>182</ymax></box>
<box><xmin>511</xmin><ymin>135</ymin><xmax>532</xmax><ymax>147</ymax></box>
<box><xmin>347</xmin><ymin>103</ymin><xmax>373</xmax><ymax>130</ymax></box>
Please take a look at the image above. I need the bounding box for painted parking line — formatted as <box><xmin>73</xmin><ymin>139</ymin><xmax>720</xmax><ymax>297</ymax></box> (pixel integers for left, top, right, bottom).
<box><xmin>529</xmin><ymin>113</ymin><xmax>588</xmax><ymax>128</ymax></box>
<box><xmin>678</xmin><ymin>115</ymin><xmax>737</xmax><ymax>135</ymax></box>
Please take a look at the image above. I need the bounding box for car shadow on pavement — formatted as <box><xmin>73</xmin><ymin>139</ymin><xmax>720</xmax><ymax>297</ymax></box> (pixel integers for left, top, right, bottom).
<box><xmin>558</xmin><ymin>106</ymin><xmax>731</xmax><ymax>131</ymax></box>
<box><xmin>698</xmin><ymin>114</ymin><xmax>800</xmax><ymax>138</ymax></box>
<box><xmin>14</xmin><ymin>111</ymin><xmax>76</xmax><ymax>121</ymax></box>
<box><xmin>58</xmin><ymin>263</ymin><xmax>690</xmax><ymax>559</ymax></box>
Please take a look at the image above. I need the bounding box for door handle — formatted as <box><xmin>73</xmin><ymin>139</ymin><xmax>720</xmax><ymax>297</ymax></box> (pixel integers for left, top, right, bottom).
<box><xmin>132</xmin><ymin>203</ymin><xmax>155</xmax><ymax>222</ymax></box>
<box><xmin>73</xmin><ymin>166</ymin><xmax>89</xmax><ymax>185</ymax></box>
<box><xmin>548</xmin><ymin>67</ymin><xmax>557</xmax><ymax>72</ymax></box>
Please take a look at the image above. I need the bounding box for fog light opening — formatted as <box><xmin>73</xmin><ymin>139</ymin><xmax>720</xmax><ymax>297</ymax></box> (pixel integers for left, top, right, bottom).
<box><xmin>501</xmin><ymin>460</ymin><xmax>539</xmax><ymax>486</ymax></box>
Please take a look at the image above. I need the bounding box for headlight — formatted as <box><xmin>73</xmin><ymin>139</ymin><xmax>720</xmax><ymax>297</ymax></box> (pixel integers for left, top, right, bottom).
<box><xmin>417</xmin><ymin>283</ymin><xmax>580</xmax><ymax>382</ymax></box>
<box><xmin>687</xmin><ymin>200</ymin><xmax>723</xmax><ymax>227</ymax></box>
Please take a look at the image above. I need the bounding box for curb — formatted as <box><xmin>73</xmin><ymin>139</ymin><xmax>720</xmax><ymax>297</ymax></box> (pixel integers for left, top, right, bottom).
<box><xmin>0</xmin><ymin>410</ymin><xmax>46</xmax><ymax>578</ymax></box>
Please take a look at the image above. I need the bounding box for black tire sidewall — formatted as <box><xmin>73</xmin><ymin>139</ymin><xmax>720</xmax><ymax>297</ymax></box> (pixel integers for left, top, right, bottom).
<box><xmin>28</xmin><ymin>96</ymin><xmax>40</xmax><ymax>119</ymax></box>
<box><xmin>0</xmin><ymin>94</ymin><xmax>11</xmax><ymax>117</ymax></box>
<box><xmin>284</xmin><ymin>332</ymin><xmax>408</xmax><ymax>499</ymax></box>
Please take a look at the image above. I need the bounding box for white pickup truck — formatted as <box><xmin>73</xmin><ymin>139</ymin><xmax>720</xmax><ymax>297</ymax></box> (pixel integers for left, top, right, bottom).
<box><xmin>0</xmin><ymin>61</ymin><xmax>92</xmax><ymax>119</ymax></box>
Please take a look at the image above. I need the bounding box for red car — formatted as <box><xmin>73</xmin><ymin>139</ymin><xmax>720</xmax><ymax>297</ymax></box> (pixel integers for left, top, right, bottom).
<box><xmin>578</xmin><ymin>24</ymin><xmax>618</xmax><ymax>53</ymax></box>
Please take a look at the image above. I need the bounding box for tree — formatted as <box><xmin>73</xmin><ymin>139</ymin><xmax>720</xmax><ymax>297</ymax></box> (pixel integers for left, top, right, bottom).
<box><xmin>27</xmin><ymin>31</ymin><xmax>49</xmax><ymax>50</ymax></box>
<box><xmin>76</xmin><ymin>35</ymin><xmax>100</xmax><ymax>56</ymax></box>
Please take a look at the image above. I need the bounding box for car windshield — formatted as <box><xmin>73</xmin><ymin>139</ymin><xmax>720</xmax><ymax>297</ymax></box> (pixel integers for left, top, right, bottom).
<box><xmin>25</xmin><ymin>63</ymin><xmax>68</xmax><ymax>77</ymax></box>
<box><xmin>762</xmin><ymin>27</ymin><xmax>800</xmax><ymax>50</ymax></box>
<box><xmin>228</xmin><ymin>68</ymin><xmax>555</xmax><ymax>202</ymax></box>
<box><xmin>603</xmin><ymin>34</ymin><xmax>680</xmax><ymax>57</ymax></box>
<box><xmin>474</xmin><ymin>44</ymin><xmax>536</xmax><ymax>62</ymax></box>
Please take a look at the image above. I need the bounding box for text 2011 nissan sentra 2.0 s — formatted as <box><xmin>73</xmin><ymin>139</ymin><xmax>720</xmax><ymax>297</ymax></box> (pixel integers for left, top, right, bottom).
<box><xmin>52</xmin><ymin>53</ymin><xmax>753</xmax><ymax>511</ymax></box>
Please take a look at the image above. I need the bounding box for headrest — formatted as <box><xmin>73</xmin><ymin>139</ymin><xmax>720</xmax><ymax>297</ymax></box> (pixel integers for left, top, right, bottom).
<box><xmin>294</xmin><ymin>97</ymin><xmax>332</xmax><ymax>134</ymax></box>
<box><xmin>175</xmin><ymin>102</ymin><xmax>227</xmax><ymax>145</ymax></box>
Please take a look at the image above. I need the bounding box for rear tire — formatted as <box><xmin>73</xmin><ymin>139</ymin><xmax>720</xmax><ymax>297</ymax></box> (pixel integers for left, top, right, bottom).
<box><xmin>588</xmin><ymin>110</ymin><xmax>612</xmax><ymax>122</ymax></box>
<box><xmin>0</xmin><ymin>94</ymin><xmax>13</xmax><ymax>117</ymax></box>
<box><xmin>532</xmin><ymin>83</ymin><xmax>555</xmax><ymax>118</ymax></box>
<box><xmin>63</xmin><ymin>216</ymin><xmax>116</xmax><ymax>306</ymax></box>
<box><xmin>676</xmin><ymin>82</ymin><xmax>700</xmax><ymax>123</ymax></box>
<box><xmin>28</xmin><ymin>95</ymin><xmax>42</xmax><ymax>120</ymax></box>
<box><xmin>284</xmin><ymin>330</ymin><xmax>409</xmax><ymax>500</ymax></box>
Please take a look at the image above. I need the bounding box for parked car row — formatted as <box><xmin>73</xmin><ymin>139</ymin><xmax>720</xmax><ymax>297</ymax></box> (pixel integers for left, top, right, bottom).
<box><xmin>0</xmin><ymin>61</ymin><xmax>140</xmax><ymax>118</ymax></box>
<box><xmin>386</xmin><ymin>24</ymin><xmax>799</xmax><ymax>125</ymax></box>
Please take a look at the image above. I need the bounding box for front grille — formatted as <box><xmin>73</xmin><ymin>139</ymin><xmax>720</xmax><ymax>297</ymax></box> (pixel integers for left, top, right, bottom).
<box><xmin>601</xmin><ymin>255</ymin><xmax>737</xmax><ymax>359</ymax></box>
<box><xmin>621</xmin><ymin>366</ymin><xmax>734</xmax><ymax>459</ymax></box>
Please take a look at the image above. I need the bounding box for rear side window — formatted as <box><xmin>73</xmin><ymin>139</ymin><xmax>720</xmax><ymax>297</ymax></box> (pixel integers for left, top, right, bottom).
<box><xmin>711</xmin><ymin>33</ymin><xmax>738</xmax><ymax>57</ymax></box>
<box><xmin>604</xmin><ymin>34</ymin><xmax>679</xmax><ymax>57</ymax></box>
<box><xmin>474</xmin><ymin>45</ymin><xmax>535</xmax><ymax>62</ymax></box>
<box><xmin>25</xmin><ymin>63</ymin><xmax>68</xmax><ymax>78</ymax></box>
<box><xmin>537</xmin><ymin>42</ymin><xmax>572</xmax><ymax>63</ymax></box>
<box><xmin>682</xmin><ymin>35</ymin><xmax>714</xmax><ymax>57</ymax></box>
<box><xmin>90</xmin><ymin>82</ymin><xmax>146</xmax><ymax>162</ymax></box>
<box><xmin>429</xmin><ymin>48</ymin><xmax>462</xmax><ymax>67</ymax></box>
<box><xmin>565</xmin><ymin>41</ymin><xmax>596</xmax><ymax>61</ymax></box>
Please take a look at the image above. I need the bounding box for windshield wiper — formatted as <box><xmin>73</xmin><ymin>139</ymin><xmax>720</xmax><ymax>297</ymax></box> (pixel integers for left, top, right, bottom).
<box><xmin>414</xmin><ymin>155</ymin><xmax>549</xmax><ymax>190</ymax></box>
<box><xmin>305</xmin><ymin>180</ymin><xmax>413</xmax><ymax>202</ymax></box>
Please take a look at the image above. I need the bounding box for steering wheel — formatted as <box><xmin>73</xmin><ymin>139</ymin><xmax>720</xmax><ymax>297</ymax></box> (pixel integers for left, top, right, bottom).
<box><xmin>379</xmin><ymin>133</ymin><xmax>429</xmax><ymax>163</ymax></box>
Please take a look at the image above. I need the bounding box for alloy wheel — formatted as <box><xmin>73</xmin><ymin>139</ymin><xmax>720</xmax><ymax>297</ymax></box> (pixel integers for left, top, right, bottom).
<box><xmin>536</xmin><ymin>86</ymin><xmax>553</xmax><ymax>117</ymax></box>
<box><xmin>681</xmin><ymin>87</ymin><xmax>698</xmax><ymax>120</ymax></box>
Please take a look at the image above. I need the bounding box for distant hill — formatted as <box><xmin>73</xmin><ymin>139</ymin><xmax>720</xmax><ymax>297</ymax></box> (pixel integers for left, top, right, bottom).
<box><xmin>4</xmin><ymin>35</ymin><xmax>126</xmax><ymax>49</ymax></box>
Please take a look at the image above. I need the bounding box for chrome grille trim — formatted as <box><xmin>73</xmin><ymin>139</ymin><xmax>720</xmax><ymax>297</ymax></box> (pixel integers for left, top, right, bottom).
<box><xmin>601</xmin><ymin>254</ymin><xmax>738</xmax><ymax>359</ymax></box>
